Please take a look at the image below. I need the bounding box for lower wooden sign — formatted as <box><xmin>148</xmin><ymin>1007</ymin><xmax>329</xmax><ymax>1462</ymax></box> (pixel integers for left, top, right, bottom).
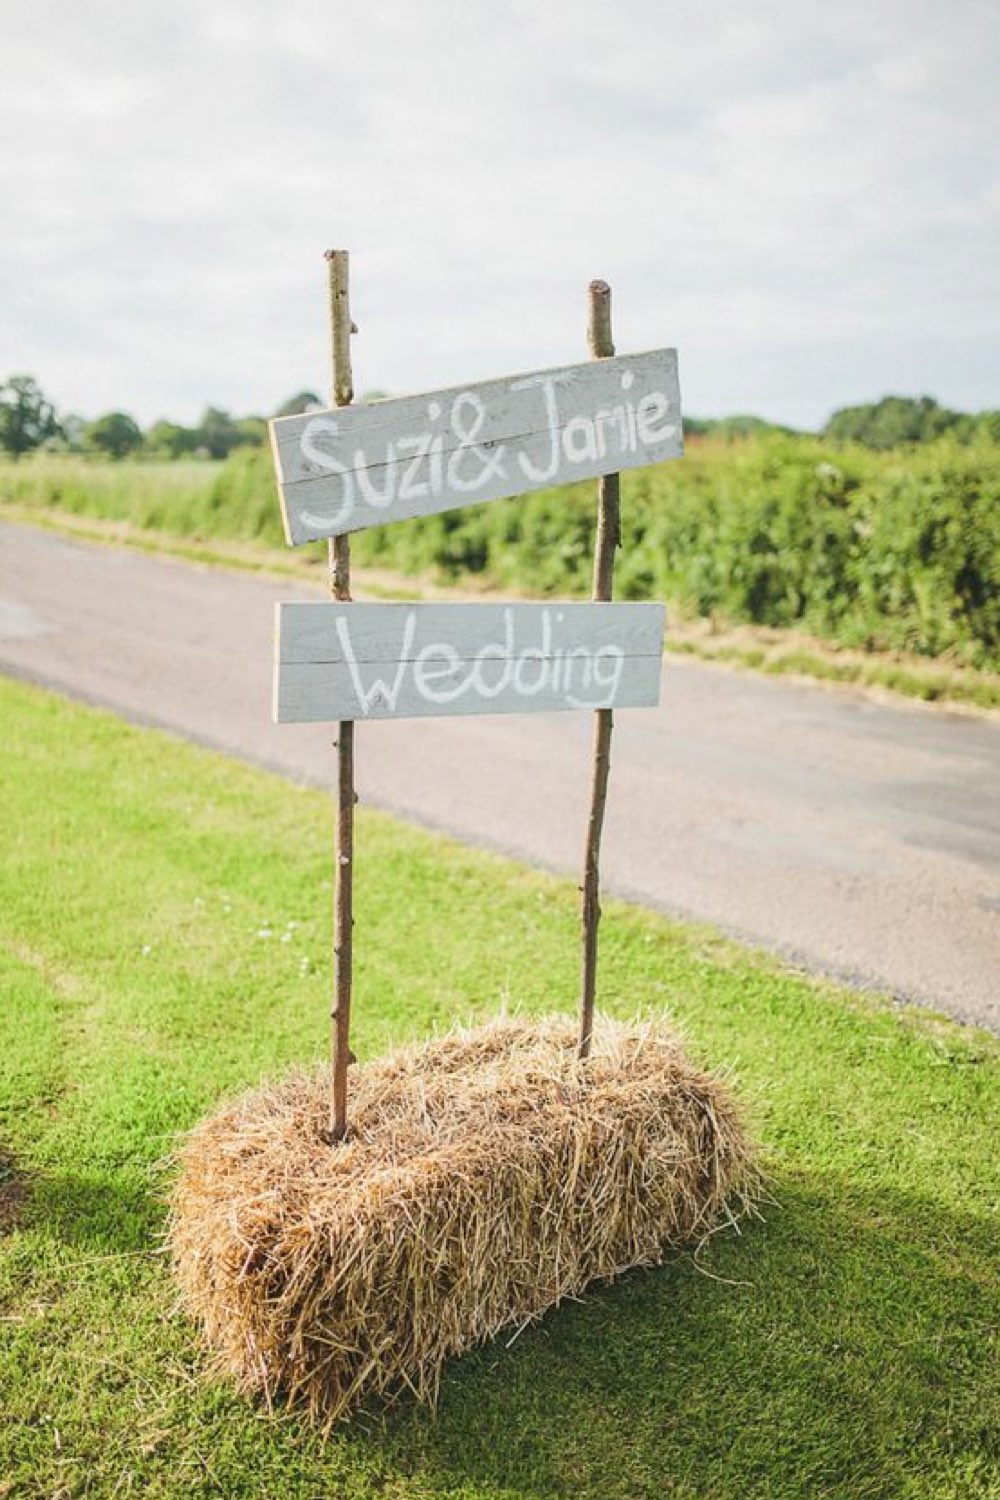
<box><xmin>274</xmin><ymin>601</ymin><xmax>665</xmax><ymax>723</ymax></box>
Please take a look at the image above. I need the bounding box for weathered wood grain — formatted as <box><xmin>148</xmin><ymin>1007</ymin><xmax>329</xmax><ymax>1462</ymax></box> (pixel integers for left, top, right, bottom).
<box><xmin>274</xmin><ymin>601</ymin><xmax>665</xmax><ymax>723</ymax></box>
<box><xmin>270</xmin><ymin>350</ymin><xmax>682</xmax><ymax>544</ymax></box>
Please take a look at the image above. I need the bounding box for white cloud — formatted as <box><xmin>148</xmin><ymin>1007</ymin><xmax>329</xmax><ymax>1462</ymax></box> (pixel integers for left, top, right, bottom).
<box><xmin>0</xmin><ymin>0</ymin><xmax>997</xmax><ymax>428</ymax></box>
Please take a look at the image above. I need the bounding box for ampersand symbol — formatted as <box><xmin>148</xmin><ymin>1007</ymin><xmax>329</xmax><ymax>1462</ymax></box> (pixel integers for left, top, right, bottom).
<box><xmin>447</xmin><ymin>393</ymin><xmax>507</xmax><ymax>493</ymax></box>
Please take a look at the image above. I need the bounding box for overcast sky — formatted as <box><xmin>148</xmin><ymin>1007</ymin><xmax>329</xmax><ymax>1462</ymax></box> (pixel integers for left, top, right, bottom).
<box><xmin>1</xmin><ymin>0</ymin><xmax>997</xmax><ymax>429</ymax></box>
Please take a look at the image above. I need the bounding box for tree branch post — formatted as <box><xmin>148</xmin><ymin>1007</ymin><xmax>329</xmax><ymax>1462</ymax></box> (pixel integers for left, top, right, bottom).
<box><xmin>326</xmin><ymin>248</ymin><xmax>356</xmax><ymax>1141</ymax></box>
<box><xmin>578</xmin><ymin>279</ymin><xmax>621</xmax><ymax>1060</ymax></box>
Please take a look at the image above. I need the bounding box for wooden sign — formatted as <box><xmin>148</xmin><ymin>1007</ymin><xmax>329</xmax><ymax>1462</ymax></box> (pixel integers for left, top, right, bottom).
<box><xmin>270</xmin><ymin>349</ymin><xmax>681</xmax><ymax>545</ymax></box>
<box><xmin>274</xmin><ymin>601</ymin><xmax>665</xmax><ymax>723</ymax></box>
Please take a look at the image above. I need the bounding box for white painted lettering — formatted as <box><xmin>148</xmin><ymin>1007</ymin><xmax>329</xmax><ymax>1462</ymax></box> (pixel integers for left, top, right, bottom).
<box><xmin>636</xmin><ymin>392</ymin><xmax>674</xmax><ymax>446</ymax></box>
<box><xmin>413</xmin><ymin>642</ymin><xmax>464</xmax><ymax>703</ymax></box>
<box><xmin>299</xmin><ymin>417</ymin><xmax>355</xmax><ymax>532</ymax></box>
<box><xmin>511</xmin><ymin>609</ymin><xmax>551</xmax><ymax>696</ymax></box>
<box><xmin>447</xmin><ymin>392</ymin><xmax>508</xmax><ymax>493</ymax></box>
<box><xmin>567</xmin><ymin>645</ymin><xmax>625</xmax><ymax>709</ymax></box>
<box><xmin>396</xmin><ymin>433</ymin><xmax>432</xmax><ymax>502</ymax></box>
<box><xmin>338</xmin><ymin>611</ymin><xmax>416</xmax><ymax>714</ymax></box>
<box><xmin>562</xmin><ymin>415</ymin><xmax>599</xmax><ymax>465</ymax></box>
<box><xmin>472</xmin><ymin>609</ymin><xmax>515</xmax><ymax>697</ymax></box>
<box><xmin>331</xmin><ymin>607</ymin><xmax>631</xmax><ymax>715</ymax></box>
<box><xmin>427</xmin><ymin>431</ymin><xmax>445</xmax><ymax>494</ymax></box>
<box><xmin>561</xmin><ymin>645</ymin><xmax>594</xmax><ymax>697</ymax></box>
<box><xmin>512</xmin><ymin>373</ymin><xmax>562</xmax><ymax>483</ymax></box>
<box><xmin>355</xmin><ymin>445</ymin><xmax>397</xmax><ymax>509</ymax></box>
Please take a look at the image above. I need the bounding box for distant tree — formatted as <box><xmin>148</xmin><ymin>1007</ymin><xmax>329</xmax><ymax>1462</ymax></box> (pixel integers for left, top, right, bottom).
<box><xmin>824</xmin><ymin>395</ymin><xmax>961</xmax><ymax>449</ymax></box>
<box><xmin>195</xmin><ymin>406</ymin><xmax>242</xmax><ymax>460</ymax></box>
<box><xmin>41</xmin><ymin>411</ymin><xmax>86</xmax><ymax>454</ymax></box>
<box><xmin>274</xmin><ymin>390</ymin><xmax>322</xmax><ymax>417</ymax></box>
<box><xmin>145</xmin><ymin>419</ymin><xmax>199</xmax><ymax>459</ymax></box>
<box><xmin>85</xmin><ymin>411</ymin><xmax>143</xmax><ymax>460</ymax></box>
<box><xmin>146</xmin><ymin>412</ymin><xmax>266</xmax><ymax>459</ymax></box>
<box><xmin>0</xmin><ymin>374</ymin><xmax>61</xmax><ymax>459</ymax></box>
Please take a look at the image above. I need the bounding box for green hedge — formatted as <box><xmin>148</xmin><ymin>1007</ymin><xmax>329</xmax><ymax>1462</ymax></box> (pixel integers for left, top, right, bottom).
<box><xmin>0</xmin><ymin>452</ymin><xmax>284</xmax><ymax>546</ymax></box>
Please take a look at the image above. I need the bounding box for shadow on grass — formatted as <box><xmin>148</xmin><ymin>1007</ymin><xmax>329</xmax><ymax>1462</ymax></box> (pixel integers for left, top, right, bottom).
<box><xmin>21</xmin><ymin>1165</ymin><xmax>161</xmax><ymax>1254</ymax></box>
<box><xmin>354</xmin><ymin>1172</ymin><xmax>1000</xmax><ymax>1500</ymax></box>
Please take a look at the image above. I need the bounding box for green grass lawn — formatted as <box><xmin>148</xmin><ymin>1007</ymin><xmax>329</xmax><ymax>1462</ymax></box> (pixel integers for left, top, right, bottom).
<box><xmin>1</xmin><ymin>676</ymin><xmax>998</xmax><ymax>1499</ymax></box>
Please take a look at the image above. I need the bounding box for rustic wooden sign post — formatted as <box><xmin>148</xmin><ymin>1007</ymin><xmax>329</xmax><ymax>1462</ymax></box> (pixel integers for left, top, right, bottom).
<box><xmin>270</xmin><ymin>252</ymin><xmax>682</xmax><ymax>1138</ymax></box>
<box><xmin>325</xmin><ymin>250</ymin><xmax>355</xmax><ymax>1144</ymax></box>
<box><xmin>580</xmin><ymin>279</ymin><xmax>619</xmax><ymax>1060</ymax></box>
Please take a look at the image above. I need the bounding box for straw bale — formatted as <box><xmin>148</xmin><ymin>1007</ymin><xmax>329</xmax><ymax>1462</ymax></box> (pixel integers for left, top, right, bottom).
<box><xmin>169</xmin><ymin>1014</ymin><xmax>755</xmax><ymax>1427</ymax></box>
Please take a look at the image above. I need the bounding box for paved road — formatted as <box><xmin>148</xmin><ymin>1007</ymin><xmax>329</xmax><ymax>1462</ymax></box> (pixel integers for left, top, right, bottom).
<box><xmin>1</xmin><ymin>519</ymin><xmax>998</xmax><ymax>1029</ymax></box>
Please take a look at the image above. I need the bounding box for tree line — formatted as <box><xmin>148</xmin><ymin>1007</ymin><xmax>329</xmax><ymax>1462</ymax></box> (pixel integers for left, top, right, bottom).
<box><xmin>1</xmin><ymin>373</ymin><xmax>997</xmax><ymax>463</ymax></box>
<box><xmin>0</xmin><ymin>376</ymin><xmax>322</xmax><ymax>462</ymax></box>
<box><xmin>687</xmin><ymin>399</ymin><xmax>999</xmax><ymax>447</ymax></box>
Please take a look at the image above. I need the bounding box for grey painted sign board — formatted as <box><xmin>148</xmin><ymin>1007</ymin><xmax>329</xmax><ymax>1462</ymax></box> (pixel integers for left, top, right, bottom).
<box><xmin>274</xmin><ymin>601</ymin><xmax>665</xmax><ymax>723</ymax></box>
<box><xmin>270</xmin><ymin>349</ymin><xmax>682</xmax><ymax>545</ymax></box>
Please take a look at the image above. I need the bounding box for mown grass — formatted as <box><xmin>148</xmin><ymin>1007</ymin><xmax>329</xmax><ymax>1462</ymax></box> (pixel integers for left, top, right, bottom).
<box><xmin>1</xmin><ymin>676</ymin><xmax>998</xmax><ymax>1498</ymax></box>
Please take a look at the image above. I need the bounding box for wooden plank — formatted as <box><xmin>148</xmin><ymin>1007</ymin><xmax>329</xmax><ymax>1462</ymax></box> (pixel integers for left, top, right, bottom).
<box><xmin>274</xmin><ymin>601</ymin><xmax>665</xmax><ymax>723</ymax></box>
<box><xmin>270</xmin><ymin>349</ymin><xmax>682</xmax><ymax>545</ymax></box>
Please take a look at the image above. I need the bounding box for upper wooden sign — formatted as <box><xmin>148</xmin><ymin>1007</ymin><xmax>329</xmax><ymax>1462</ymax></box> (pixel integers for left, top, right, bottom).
<box><xmin>269</xmin><ymin>349</ymin><xmax>682</xmax><ymax>545</ymax></box>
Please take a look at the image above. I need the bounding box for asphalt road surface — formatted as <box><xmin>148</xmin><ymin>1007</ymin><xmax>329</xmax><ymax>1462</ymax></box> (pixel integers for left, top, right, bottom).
<box><xmin>2</xmin><ymin>519</ymin><xmax>998</xmax><ymax>1030</ymax></box>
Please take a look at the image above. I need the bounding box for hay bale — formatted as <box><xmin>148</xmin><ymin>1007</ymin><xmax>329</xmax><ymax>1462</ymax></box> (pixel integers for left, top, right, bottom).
<box><xmin>169</xmin><ymin>1014</ymin><xmax>755</xmax><ymax>1426</ymax></box>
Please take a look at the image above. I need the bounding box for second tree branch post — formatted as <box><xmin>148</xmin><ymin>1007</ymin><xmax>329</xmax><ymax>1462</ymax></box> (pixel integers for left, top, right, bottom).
<box><xmin>579</xmin><ymin>279</ymin><xmax>621</xmax><ymax>1060</ymax></box>
<box><xmin>326</xmin><ymin>248</ymin><xmax>355</xmax><ymax>1143</ymax></box>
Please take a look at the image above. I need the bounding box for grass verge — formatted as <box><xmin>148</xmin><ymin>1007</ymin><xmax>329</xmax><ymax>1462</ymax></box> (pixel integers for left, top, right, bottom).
<box><xmin>0</xmin><ymin>675</ymin><xmax>998</xmax><ymax>1498</ymax></box>
<box><xmin>666</xmin><ymin>624</ymin><xmax>1000</xmax><ymax>713</ymax></box>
